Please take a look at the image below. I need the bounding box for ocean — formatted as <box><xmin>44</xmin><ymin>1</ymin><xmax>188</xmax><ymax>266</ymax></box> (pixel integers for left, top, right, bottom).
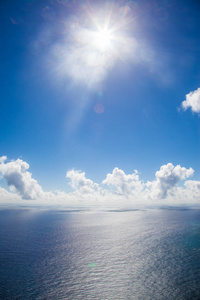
<box><xmin>0</xmin><ymin>208</ymin><xmax>199</xmax><ymax>299</ymax></box>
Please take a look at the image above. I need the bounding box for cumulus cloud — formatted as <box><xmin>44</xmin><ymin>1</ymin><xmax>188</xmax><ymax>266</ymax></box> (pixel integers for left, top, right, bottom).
<box><xmin>0</xmin><ymin>157</ymin><xmax>44</xmax><ymax>200</ymax></box>
<box><xmin>181</xmin><ymin>87</ymin><xmax>200</xmax><ymax>114</ymax></box>
<box><xmin>66</xmin><ymin>169</ymin><xmax>100</xmax><ymax>194</ymax></box>
<box><xmin>0</xmin><ymin>186</ymin><xmax>21</xmax><ymax>203</ymax></box>
<box><xmin>0</xmin><ymin>156</ymin><xmax>199</xmax><ymax>208</ymax></box>
<box><xmin>183</xmin><ymin>180</ymin><xmax>200</xmax><ymax>201</ymax></box>
<box><xmin>102</xmin><ymin>167</ymin><xmax>143</xmax><ymax>196</ymax></box>
<box><xmin>146</xmin><ymin>163</ymin><xmax>194</xmax><ymax>199</ymax></box>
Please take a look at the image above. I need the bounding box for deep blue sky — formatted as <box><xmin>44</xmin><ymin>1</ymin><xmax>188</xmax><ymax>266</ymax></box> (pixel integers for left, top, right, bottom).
<box><xmin>0</xmin><ymin>0</ymin><xmax>199</xmax><ymax>192</ymax></box>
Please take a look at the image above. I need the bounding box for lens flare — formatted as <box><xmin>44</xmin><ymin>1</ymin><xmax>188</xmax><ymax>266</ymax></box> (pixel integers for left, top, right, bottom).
<box><xmin>94</xmin><ymin>103</ymin><xmax>105</xmax><ymax>114</ymax></box>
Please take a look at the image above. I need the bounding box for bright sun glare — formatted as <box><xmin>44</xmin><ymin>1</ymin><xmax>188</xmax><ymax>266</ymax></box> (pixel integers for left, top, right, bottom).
<box><xmin>95</xmin><ymin>28</ymin><xmax>113</xmax><ymax>52</ymax></box>
<box><xmin>56</xmin><ymin>3</ymin><xmax>136</xmax><ymax>88</ymax></box>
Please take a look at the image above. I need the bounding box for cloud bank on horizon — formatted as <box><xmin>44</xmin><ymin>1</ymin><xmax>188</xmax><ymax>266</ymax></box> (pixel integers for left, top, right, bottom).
<box><xmin>0</xmin><ymin>156</ymin><xmax>199</xmax><ymax>208</ymax></box>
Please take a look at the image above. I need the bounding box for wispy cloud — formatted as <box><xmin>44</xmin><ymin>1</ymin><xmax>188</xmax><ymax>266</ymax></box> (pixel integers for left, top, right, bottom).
<box><xmin>181</xmin><ymin>87</ymin><xmax>200</xmax><ymax>114</ymax></box>
<box><xmin>0</xmin><ymin>156</ymin><xmax>199</xmax><ymax>208</ymax></box>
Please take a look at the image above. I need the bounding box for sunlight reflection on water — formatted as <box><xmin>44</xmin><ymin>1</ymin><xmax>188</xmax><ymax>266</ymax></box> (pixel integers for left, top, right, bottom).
<box><xmin>0</xmin><ymin>209</ymin><xmax>200</xmax><ymax>299</ymax></box>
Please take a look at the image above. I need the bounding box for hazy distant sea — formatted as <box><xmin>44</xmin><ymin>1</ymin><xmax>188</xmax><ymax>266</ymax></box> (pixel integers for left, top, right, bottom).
<box><xmin>0</xmin><ymin>208</ymin><xmax>199</xmax><ymax>299</ymax></box>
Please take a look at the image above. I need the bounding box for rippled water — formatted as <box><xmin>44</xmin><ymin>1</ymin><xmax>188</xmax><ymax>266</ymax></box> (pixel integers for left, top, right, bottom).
<box><xmin>0</xmin><ymin>208</ymin><xmax>200</xmax><ymax>299</ymax></box>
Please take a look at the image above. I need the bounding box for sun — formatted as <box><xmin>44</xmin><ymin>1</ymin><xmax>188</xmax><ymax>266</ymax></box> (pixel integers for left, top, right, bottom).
<box><xmin>55</xmin><ymin>3</ymin><xmax>136</xmax><ymax>88</ymax></box>
<box><xmin>93</xmin><ymin>27</ymin><xmax>113</xmax><ymax>52</ymax></box>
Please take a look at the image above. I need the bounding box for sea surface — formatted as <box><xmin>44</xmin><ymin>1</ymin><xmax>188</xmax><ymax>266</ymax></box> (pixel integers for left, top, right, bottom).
<box><xmin>0</xmin><ymin>208</ymin><xmax>200</xmax><ymax>299</ymax></box>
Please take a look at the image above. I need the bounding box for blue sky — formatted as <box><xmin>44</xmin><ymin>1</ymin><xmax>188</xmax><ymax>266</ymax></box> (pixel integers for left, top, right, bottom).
<box><xmin>0</xmin><ymin>0</ymin><xmax>199</xmax><ymax>208</ymax></box>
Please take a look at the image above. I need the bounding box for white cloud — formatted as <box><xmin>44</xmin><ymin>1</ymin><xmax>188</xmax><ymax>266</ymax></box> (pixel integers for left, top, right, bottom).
<box><xmin>0</xmin><ymin>157</ymin><xmax>44</xmax><ymax>200</ymax></box>
<box><xmin>0</xmin><ymin>186</ymin><xmax>21</xmax><ymax>203</ymax></box>
<box><xmin>184</xmin><ymin>180</ymin><xmax>200</xmax><ymax>191</ymax></box>
<box><xmin>181</xmin><ymin>87</ymin><xmax>200</xmax><ymax>114</ymax></box>
<box><xmin>183</xmin><ymin>180</ymin><xmax>200</xmax><ymax>202</ymax></box>
<box><xmin>0</xmin><ymin>156</ymin><xmax>7</xmax><ymax>164</ymax></box>
<box><xmin>102</xmin><ymin>167</ymin><xmax>143</xmax><ymax>196</ymax></box>
<box><xmin>0</xmin><ymin>157</ymin><xmax>199</xmax><ymax>208</ymax></box>
<box><xmin>66</xmin><ymin>169</ymin><xmax>100</xmax><ymax>194</ymax></box>
<box><xmin>146</xmin><ymin>163</ymin><xmax>194</xmax><ymax>199</ymax></box>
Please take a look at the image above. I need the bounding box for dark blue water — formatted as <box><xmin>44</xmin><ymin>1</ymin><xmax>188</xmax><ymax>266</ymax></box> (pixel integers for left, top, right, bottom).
<box><xmin>0</xmin><ymin>208</ymin><xmax>200</xmax><ymax>299</ymax></box>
